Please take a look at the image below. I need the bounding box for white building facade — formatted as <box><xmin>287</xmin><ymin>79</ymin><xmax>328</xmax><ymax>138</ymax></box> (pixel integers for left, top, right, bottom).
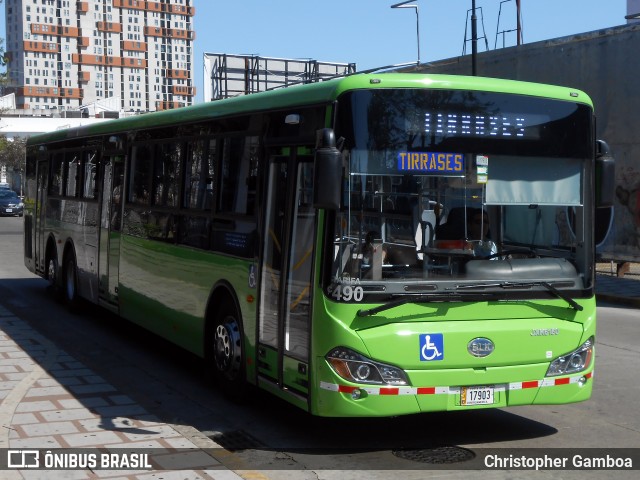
<box><xmin>4</xmin><ymin>0</ymin><xmax>195</xmax><ymax>113</ymax></box>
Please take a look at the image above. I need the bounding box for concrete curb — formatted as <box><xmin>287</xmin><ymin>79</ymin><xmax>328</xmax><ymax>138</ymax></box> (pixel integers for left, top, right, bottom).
<box><xmin>596</xmin><ymin>293</ymin><xmax>640</xmax><ymax>309</ymax></box>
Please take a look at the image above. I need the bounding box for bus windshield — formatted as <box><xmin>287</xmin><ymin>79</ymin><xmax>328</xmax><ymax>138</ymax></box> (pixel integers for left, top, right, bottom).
<box><xmin>329</xmin><ymin>89</ymin><xmax>593</xmax><ymax>298</ymax></box>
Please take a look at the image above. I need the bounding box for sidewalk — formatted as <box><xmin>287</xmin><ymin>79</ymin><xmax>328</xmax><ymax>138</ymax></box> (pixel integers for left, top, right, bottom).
<box><xmin>0</xmin><ymin>303</ymin><xmax>241</xmax><ymax>479</ymax></box>
<box><xmin>596</xmin><ymin>262</ymin><xmax>640</xmax><ymax>308</ymax></box>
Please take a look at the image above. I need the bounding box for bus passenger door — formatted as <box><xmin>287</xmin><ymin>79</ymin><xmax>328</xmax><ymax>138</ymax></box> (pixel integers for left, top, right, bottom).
<box><xmin>258</xmin><ymin>149</ymin><xmax>316</xmax><ymax>406</ymax></box>
<box><xmin>34</xmin><ymin>160</ymin><xmax>48</xmax><ymax>275</ymax></box>
<box><xmin>98</xmin><ymin>155</ymin><xmax>124</xmax><ymax>309</ymax></box>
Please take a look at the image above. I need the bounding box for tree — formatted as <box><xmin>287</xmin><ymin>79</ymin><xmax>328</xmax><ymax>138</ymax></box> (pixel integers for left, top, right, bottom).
<box><xmin>0</xmin><ymin>0</ymin><xmax>22</xmax><ymax>190</ymax></box>
<box><xmin>0</xmin><ymin>136</ymin><xmax>26</xmax><ymax>172</ymax></box>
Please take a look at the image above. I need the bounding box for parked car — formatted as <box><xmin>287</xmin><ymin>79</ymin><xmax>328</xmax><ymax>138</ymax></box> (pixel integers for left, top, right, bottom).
<box><xmin>0</xmin><ymin>190</ymin><xmax>23</xmax><ymax>217</ymax></box>
<box><xmin>0</xmin><ymin>182</ymin><xmax>11</xmax><ymax>190</ymax></box>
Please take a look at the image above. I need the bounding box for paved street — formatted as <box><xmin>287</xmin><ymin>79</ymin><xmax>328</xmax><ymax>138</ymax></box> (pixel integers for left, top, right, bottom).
<box><xmin>0</xmin><ymin>216</ymin><xmax>640</xmax><ymax>480</ymax></box>
<box><xmin>0</xmin><ymin>302</ymin><xmax>242</xmax><ymax>479</ymax></box>
<box><xmin>0</xmin><ymin>216</ymin><xmax>241</xmax><ymax>479</ymax></box>
<box><xmin>595</xmin><ymin>262</ymin><xmax>640</xmax><ymax>308</ymax></box>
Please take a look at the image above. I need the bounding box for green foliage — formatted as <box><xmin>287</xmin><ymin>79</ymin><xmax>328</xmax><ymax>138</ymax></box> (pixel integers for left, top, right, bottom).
<box><xmin>0</xmin><ymin>136</ymin><xmax>27</xmax><ymax>171</ymax></box>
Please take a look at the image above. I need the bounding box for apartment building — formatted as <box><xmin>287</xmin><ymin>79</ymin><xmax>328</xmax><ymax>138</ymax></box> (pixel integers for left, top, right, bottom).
<box><xmin>4</xmin><ymin>0</ymin><xmax>195</xmax><ymax>113</ymax></box>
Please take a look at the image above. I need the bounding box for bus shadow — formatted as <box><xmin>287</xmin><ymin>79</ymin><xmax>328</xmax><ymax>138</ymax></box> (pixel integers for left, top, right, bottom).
<box><xmin>210</xmin><ymin>395</ymin><xmax>559</xmax><ymax>469</ymax></box>
<box><xmin>241</xmin><ymin>390</ymin><xmax>558</xmax><ymax>448</ymax></box>
<box><xmin>0</xmin><ymin>277</ymin><xmax>208</xmax><ymax>441</ymax></box>
<box><xmin>0</xmin><ymin>277</ymin><xmax>558</xmax><ymax>468</ymax></box>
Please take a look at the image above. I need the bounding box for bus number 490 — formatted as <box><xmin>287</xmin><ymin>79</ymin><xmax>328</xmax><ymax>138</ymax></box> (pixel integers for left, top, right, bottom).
<box><xmin>331</xmin><ymin>285</ymin><xmax>364</xmax><ymax>302</ymax></box>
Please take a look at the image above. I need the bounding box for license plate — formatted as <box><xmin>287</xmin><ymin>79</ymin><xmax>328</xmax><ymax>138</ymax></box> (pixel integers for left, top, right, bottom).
<box><xmin>461</xmin><ymin>385</ymin><xmax>495</xmax><ymax>405</ymax></box>
<box><xmin>5</xmin><ymin>209</ymin><xmax>12</xmax><ymax>213</ymax></box>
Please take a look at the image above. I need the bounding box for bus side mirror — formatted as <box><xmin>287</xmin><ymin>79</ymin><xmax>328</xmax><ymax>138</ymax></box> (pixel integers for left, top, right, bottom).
<box><xmin>313</xmin><ymin>128</ymin><xmax>342</xmax><ymax>210</ymax></box>
<box><xmin>595</xmin><ymin>139</ymin><xmax>615</xmax><ymax>208</ymax></box>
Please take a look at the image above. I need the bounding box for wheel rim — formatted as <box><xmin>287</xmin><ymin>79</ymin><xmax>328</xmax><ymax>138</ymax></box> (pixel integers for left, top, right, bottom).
<box><xmin>214</xmin><ymin>316</ymin><xmax>241</xmax><ymax>380</ymax></box>
<box><xmin>47</xmin><ymin>257</ymin><xmax>57</xmax><ymax>287</ymax></box>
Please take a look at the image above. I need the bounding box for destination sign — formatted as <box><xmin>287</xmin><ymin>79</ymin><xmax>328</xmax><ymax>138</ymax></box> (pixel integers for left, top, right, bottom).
<box><xmin>397</xmin><ymin>151</ymin><xmax>464</xmax><ymax>174</ymax></box>
<box><xmin>423</xmin><ymin>112</ymin><xmax>541</xmax><ymax>139</ymax></box>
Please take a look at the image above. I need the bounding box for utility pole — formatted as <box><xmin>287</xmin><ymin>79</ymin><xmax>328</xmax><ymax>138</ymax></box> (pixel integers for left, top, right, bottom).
<box><xmin>471</xmin><ymin>0</ymin><xmax>478</xmax><ymax>75</ymax></box>
<box><xmin>516</xmin><ymin>0</ymin><xmax>522</xmax><ymax>45</ymax></box>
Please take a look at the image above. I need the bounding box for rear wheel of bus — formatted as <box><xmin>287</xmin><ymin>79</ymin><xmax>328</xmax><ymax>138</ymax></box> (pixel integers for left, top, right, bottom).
<box><xmin>63</xmin><ymin>251</ymin><xmax>82</xmax><ymax>313</ymax></box>
<box><xmin>46</xmin><ymin>241</ymin><xmax>60</xmax><ymax>298</ymax></box>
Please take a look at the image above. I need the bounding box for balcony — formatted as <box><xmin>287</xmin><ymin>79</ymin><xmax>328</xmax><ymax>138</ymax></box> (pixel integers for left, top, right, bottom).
<box><xmin>122</xmin><ymin>40</ymin><xmax>147</xmax><ymax>52</ymax></box>
<box><xmin>169</xmin><ymin>28</ymin><xmax>195</xmax><ymax>40</ymax></box>
<box><xmin>72</xmin><ymin>54</ymin><xmax>147</xmax><ymax>69</ymax></box>
<box><xmin>73</xmin><ymin>53</ymin><xmax>107</xmax><ymax>66</ymax></box>
<box><xmin>23</xmin><ymin>41</ymin><xmax>58</xmax><ymax>54</ymax></box>
<box><xmin>30</xmin><ymin>24</ymin><xmax>80</xmax><ymax>37</ymax></box>
<box><xmin>166</xmin><ymin>69</ymin><xmax>190</xmax><ymax>80</ymax></box>
<box><xmin>97</xmin><ymin>21</ymin><xmax>123</xmax><ymax>33</ymax></box>
<box><xmin>18</xmin><ymin>86</ymin><xmax>83</xmax><ymax>100</ymax></box>
<box><xmin>172</xmin><ymin>85</ymin><xmax>196</xmax><ymax>96</ymax></box>
<box><xmin>112</xmin><ymin>0</ymin><xmax>194</xmax><ymax>16</ymax></box>
<box><xmin>121</xmin><ymin>57</ymin><xmax>148</xmax><ymax>69</ymax></box>
<box><xmin>156</xmin><ymin>101</ymin><xmax>185</xmax><ymax>111</ymax></box>
<box><xmin>113</xmin><ymin>0</ymin><xmax>146</xmax><ymax>11</ymax></box>
<box><xmin>170</xmin><ymin>4</ymin><xmax>195</xmax><ymax>16</ymax></box>
<box><xmin>144</xmin><ymin>26</ymin><xmax>195</xmax><ymax>40</ymax></box>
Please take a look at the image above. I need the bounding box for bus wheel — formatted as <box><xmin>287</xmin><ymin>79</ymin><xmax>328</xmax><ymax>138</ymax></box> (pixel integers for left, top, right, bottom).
<box><xmin>209</xmin><ymin>303</ymin><xmax>246</xmax><ymax>396</ymax></box>
<box><xmin>46</xmin><ymin>253</ymin><xmax>59</xmax><ymax>292</ymax></box>
<box><xmin>63</xmin><ymin>254</ymin><xmax>81</xmax><ymax>312</ymax></box>
<box><xmin>214</xmin><ymin>313</ymin><xmax>242</xmax><ymax>380</ymax></box>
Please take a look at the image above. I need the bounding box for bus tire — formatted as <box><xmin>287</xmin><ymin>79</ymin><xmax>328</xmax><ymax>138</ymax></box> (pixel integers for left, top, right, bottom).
<box><xmin>207</xmin><ymin>301</ymin><xmax>247</xmax><ymax>397</ymax></box>
<box><xmin>46</xmin><ymin>243</ymin><xmax>60</xmax><ymax>297</ymax></box>
<box><xmin>63</xmin><ymin>253</ymin><xmax>81</xmax><ymax>313</ymax></box>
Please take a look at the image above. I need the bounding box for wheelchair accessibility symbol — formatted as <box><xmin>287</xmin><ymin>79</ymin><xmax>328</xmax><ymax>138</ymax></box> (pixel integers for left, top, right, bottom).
<box><xmin>419</xmin><ymin>333</ymin><xmax>444</xmax><ymax>361</ymax></box>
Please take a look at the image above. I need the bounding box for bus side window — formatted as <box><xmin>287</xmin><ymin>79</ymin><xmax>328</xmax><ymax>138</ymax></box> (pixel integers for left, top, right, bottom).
<box><xmin>184</xmin><ymin>138</ymin><xmax>216</xmax><ymax>210</ymax></box>
<box><xmin>83</xmin><ymin>150</ymin><xmax>98</xmax><ymax>199</ymax></box>
<box><xmin>65</xmin><ymin>151</ymin><xmax>80</xmax><ymax>198</ymax></box>
<box><xmin>129</xmin><ymin>144</ymin><xmax>152</xmax><ymax>205</ymax></box>
<box><xmin>152</xmin><ymin>142</ymin><xmax>182</xmax><ymax>208</ymax></box>
<box><xmin>218</xmin><ymin>136</ymin><xmax>259</xmax><ymax>216</ymax></box>
<box><xmin>49</xmin><ymin>152</ymin><xmax>66</xmax><ymax>196</ymax></box>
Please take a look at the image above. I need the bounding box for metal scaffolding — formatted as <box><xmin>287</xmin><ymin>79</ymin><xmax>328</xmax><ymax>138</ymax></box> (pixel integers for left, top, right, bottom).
<box><xmin>203</xmin><ymin>53</ymin><xmax>356</xmax><ymax>101</ymax></box>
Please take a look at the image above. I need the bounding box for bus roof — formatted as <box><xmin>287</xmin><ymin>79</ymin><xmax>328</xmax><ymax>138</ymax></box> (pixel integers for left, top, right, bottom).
<box><xmin>27</xmin><ymin>73</ymin><xmax>593</xmax><ymax>146</ymax></box>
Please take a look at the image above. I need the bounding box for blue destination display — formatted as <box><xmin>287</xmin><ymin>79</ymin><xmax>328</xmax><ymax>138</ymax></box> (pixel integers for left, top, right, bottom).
<box><xmin>398</xmin><ymin>151</ymin><xmax>464</xmax><ymax>174</ymax></box>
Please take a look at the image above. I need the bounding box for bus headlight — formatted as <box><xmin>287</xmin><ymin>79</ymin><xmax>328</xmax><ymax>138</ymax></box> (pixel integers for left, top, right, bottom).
<box><xmin>546</xmin><ymin>337</ymin><xmax>594</xmax><ymax>377</ymax></box>
<box><xmin>326</xmin><ymin>347</ymin><xmax>409</xmax><ymax>386</ymax></box>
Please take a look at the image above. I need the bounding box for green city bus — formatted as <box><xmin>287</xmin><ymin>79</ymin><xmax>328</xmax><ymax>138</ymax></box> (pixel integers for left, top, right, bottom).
<box><xmin>23</xmin><ymin>73</ymin><xmax>614</xmax><ymax>417</ymax></box>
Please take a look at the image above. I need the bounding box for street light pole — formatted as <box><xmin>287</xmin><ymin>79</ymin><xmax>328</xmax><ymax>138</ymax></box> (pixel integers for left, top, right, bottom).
<box><xmin>391</xmin><ymin>1</ymin><xmax>421</xmax><ymax>65</ymax></box>
<box><xmin>471</xmin><ymin>0</ymin><xmax>478</xmax><ymax>75</ymax></box>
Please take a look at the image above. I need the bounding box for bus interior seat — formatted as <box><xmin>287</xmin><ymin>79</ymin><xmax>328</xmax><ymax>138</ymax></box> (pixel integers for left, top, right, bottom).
<box><xmin>414</xmin><ymin>208</ymin><xmax>436</xmax><ymax>259</ymax></box>
<box><xmin>435</xmin><ymin>207</ymin><xmax>468</xmax><ymax>241</ymax></box>
<box><xmin>384</xmin><ymin>243</ymin><xmax>419</xmax><ymax>266</ymax></box>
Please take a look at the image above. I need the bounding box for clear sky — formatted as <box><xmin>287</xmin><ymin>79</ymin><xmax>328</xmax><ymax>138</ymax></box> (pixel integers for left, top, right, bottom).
<box><xmin>192</xmin><ymin>0</ymin><xmax>627</xmax><ymax>102</ymax></box>
<box><xmin>0</xmin><ymin>0</ymin><xmax>629</xmax><ymax>104</ymax></box>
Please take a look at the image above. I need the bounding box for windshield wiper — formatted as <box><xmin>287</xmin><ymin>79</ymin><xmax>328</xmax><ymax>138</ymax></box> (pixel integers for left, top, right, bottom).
<box><xmin>356</xmin><ymin>281</ymin><xmax>583</xmax><ymax>318</ymax></box>
<box><xmin>451</xmin><ymin>281</ymin><xmax>583</xmax><ymax>311</ymax></box>
<box><xmin>538</xmin><ymin>281</ymin><xmax>583</xmax><ymax>311</ymax></box>
<box><xmin>356</xmin><ymin>293</ymin><xmax>467</xmax><ymax>317</ymax></box>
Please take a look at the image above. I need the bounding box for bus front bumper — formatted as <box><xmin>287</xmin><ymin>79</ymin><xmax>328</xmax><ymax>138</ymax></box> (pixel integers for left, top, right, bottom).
<box><xmin>312</xmin><ymin>361</ymin><xmax>593</xmax><ymax>417</ymax></box>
